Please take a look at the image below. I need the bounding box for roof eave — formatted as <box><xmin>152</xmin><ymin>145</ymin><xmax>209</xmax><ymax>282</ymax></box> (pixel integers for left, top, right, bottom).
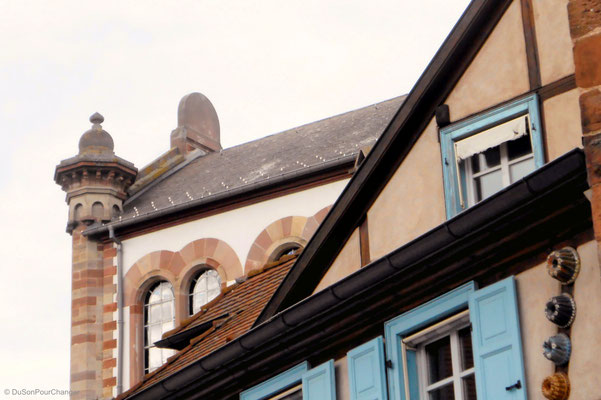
<box><xmin>84</xmin><ymin>154</ymin><xmax>357</xmax><ymax>239</ymax></box>
<box><xmin>123</xmin><ymin>149</ymin><xmax>589</xmax><ymax>400</ymax></box>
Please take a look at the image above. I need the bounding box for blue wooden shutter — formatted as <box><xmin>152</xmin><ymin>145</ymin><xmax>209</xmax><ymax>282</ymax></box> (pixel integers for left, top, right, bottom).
<box><xmin>347</xmin><ymin>336</ymin><xmax>388</xmax><ymax>400</ymax></box>
<box><xmin>302</xmin><ymin>360</ymin><xmax>336</xmax><ymax>400</ymax></box>
<box><xmin>469</xmin><ymin>276</ymin><xmax>527</xmax><ymax>399</ymax></box>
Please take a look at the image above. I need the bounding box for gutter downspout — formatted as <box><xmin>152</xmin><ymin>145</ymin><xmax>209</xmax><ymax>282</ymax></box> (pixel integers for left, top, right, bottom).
<box><xmin>109</xmin><ymin>226</ymin><xmax>124</xmax><ymax>396</ymax></box>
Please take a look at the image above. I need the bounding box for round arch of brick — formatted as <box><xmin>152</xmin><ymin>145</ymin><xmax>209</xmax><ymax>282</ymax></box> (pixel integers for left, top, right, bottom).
<box><xmin>122</xmin><ymin>238</ymin><xmax>243</xmax><ymax>385</ymax></box>
<box><xmin>124</xmin><ymin>250</ymin><xmax>179</xmax><ymax>308</ymax></box>
<box><xmin>244</xmin><ymin>205</ymin><xmax>332</xmax><ymax>272</ymax></box>
<box><xmin>124</xmin><ymin>238</ymin><xmax>242</xmax><ymax>308</ymax></box>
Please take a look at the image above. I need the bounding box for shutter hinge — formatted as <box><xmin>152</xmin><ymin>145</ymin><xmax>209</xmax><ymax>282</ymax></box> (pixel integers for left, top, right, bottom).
<box><xmin>385</xmin><ymin>359</ymin><xmax>393</xmax><ymax>369</ymax></box>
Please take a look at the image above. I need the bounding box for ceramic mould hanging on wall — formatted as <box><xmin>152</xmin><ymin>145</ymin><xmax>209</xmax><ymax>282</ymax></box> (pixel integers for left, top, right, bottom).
<box><xmin>545</xmin><ymin>293</ymin><xmax>576</xmax><ymax>328</ymax></box>
<box><xmin>542</xmin><ymin>372</ymin><xmax>570</xmax><ymax>400</ymax></box>
<box><xmin>547</xmin><ymin>246</ymin><xmax>580</xmax><ymax>285</ymax></box>
<box><xmin>542</xmin><ymin>333</ymin><xmax>571</xmax><ymax>366</ymax></box>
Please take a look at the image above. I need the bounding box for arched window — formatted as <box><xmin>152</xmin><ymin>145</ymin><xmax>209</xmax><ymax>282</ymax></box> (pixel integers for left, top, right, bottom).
<box><xmin>144</xmin><ymin>281</ymin><xmax>175</xmax><ymax>374</ymax></box>
<box><xmin>189</xmin><ymin>269</ymin><xmax>221</xmax><ymax>315</ymax></box>
<box><xmin>270</xmin><ymin>244</ymin><xmax>301</xmax><ymax>262</ymax></box>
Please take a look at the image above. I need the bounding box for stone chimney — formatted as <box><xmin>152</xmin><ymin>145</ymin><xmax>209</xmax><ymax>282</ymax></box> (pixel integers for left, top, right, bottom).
<box><xmin>170</xmin><ymin>92</ymin><xmax>221</xmax><ymax>155</ymax></box>
<box><xmin>54</xmin><ymin>113</ymin><xmax>136</xmax><ymax>399</ymax></box>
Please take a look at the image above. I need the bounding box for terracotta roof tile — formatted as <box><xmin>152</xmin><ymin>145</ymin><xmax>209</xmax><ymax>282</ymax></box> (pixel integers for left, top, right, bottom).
<box><xmin>118</xmin><ymin>255</ymin><xmax>297</xmax><ymax>399</ymax></box>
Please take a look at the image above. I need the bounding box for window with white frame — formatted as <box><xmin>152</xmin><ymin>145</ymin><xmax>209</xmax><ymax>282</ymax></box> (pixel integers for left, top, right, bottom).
<box><xmin>189</xmin><ymin>268</ymin><xmax>221</xmax><ymax>315</ymax></box>
<box><xmin>383</xmin><ymin>278</ymin><xmax>527</xmax><ymax>400</ymax></box>
<box><xmin>403</xmin><ymin>311</ymin><xmax>476</xmax><ymax>400</ymax></box>
<box><xmin>440</xmin><ymin>94</ymin><xmax>544</xmax><ymax>218</ymax></box>
<box><xmin>144</xmin><ymin>281</ymin><xmax>175</xmax><ymax>374</ymax></box>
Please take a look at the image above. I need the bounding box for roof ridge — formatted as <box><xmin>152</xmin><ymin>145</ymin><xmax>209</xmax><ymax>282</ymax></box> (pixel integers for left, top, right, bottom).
<box><xmin>216</xmin><ymin>95</ymin><xmax>407</xmax><ymax>154</ymax></box>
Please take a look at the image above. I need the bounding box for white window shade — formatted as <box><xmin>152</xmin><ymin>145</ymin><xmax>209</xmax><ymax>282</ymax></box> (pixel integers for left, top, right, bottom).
<box><xmin>454</xmin><ymin>115</ymin><xmax>528</xmax><ymax>161</ymax></box>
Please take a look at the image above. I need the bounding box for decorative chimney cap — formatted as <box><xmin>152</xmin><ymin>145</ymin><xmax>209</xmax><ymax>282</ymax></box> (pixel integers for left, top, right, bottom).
<box><xmin>78</xmin><ymin>112</ymin><xmax>114</xmax><ymax>155</ymax></box>
<box><xmin>171</xmin><ymin>92</ymin><xmax>221</xmax><ymax>154</ymax></box>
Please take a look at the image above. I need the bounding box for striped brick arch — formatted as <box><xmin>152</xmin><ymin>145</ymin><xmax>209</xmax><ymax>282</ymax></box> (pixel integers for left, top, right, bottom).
<box><xmin>244</xmin><ymin>205</ymin><xmax>332</xmax><ymax>272</ymax></box>
<box><xmin>123</xmin><ymin>238</ymin><xmax>242</xmax><ymax>385</ymax></box>
<box><xmin>124</xmin><ymin>238</ymin><xmax>242</xmax><ymax>308</ymax></box>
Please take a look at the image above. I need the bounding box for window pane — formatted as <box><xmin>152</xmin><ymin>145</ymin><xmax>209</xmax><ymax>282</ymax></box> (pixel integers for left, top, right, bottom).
<box><xmin>144</xmin><ymin>281</ymin><xmax>175</xmax><ymax>373</ymax></box>
<box><xmin>194</xmin><ymin>292</ymin><xmax>208</xmax><ymax>311</ymax></box>
<box><xmin>162</xmin><ymin>321</ymin><xmax>174</xmax><ymax>333</ymax></box>
<box><xmin>161</xmin><ymin>302</ymin><xmax>173</xmax><ymax>321</ymax></box>
<box><xmin>462</xmin><ymin>375</ymin><xmax>477</xmax><ymax>400</ymax></box>
<box><xmin>474</xmin><ymin>169</ymin><xmax>503</xmax><ymax>202</ymax></box>
<box><xmin>197</xmin><ymin>274</ymin><xmax>208</xmax><ymax>291</ymax></box>
<box><xmin>472</xmin><ymin>147</ymin><xmax>501</xmax><ymax>174</ymax></box>
<box><xmin>148</xmin><ymin>347</ymin><xmax>162</xmax><ymax>369</ymax></box>
<box><xmin>507</xmin><ymin>135</ymin><xmax>532</xmax><ymax>160</ymax></box>
<box><xmin>149</xmin><ymin>325</ymin><xmax>162</xmax><ymax>346</ymax></box>
<box><xmin>428</xmin><ymin>383</ymin><xmax>455</xmax><ymax>400</ymax></box>
<box><xmin>161</xmin><ymin>282</ymin><xmax>174</xmax><ymax>300</ymax></box>
<box><xmin>148</xmin><ymin>304</ymin><xmax>162</xmax><ymax>323</ymax></box>
<box><xmin>190</xmin><ymin>269</ymin><xmax>221</xmax><ymax>315</ymax></box>
<box><xmin>426</xmin><ymin>336</ymin><xmax>453</xmax><ymax>383</ymax></box>
<box><xmin>208</xmin><ymin>288</ymin><xmax>220</xmax><ymax>301</ymax></box>
<box><xmin>148</xmin><ymin>290</ymin><xmax>161</xmax><ymax>305</ymax></box>
<box><xmin>509</xmin><ymin>157</ymin><xmax>535</xmax><ymax>182</ymax></box>
<box><xmin>207</xmin><ymin>272</ymin><xmax>220</xmax><ymax>290</ymax></box>
<box><xmin>458</xmin><ymin>326</ymin><xmax>474</xmax><ymax>370</ymax></box>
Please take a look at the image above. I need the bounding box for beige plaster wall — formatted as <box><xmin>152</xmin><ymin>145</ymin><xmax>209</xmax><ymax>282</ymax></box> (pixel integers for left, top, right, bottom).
<box><xmin>314</xmin><ymin>228</ymin><xmax>361</xmax><ymax>293</ymax></box>
<box><xmin>543</xmin><ymin>89</ymin><xmax>583</xmax><ymax>161</ymax></box>
<box><xmin>445</xmin><ymin>0</ymin><xmax>530</xmax><ymax>122</ymax></box>
<box><xmin>367</xmin><ymin>119</ymin><xmax>446</xmax><ymax>260</ymax></box>
<box><xmin>334</xmin><ymin>357</ymin><xmax>349</xmax><ymax>400</ymax></box>
<box><xmin>569</xmin><ymin>240</ymin><xmax>601</xmax><ymax>399</ymax></box>
<box><xmin>516</xmin><ymin>241</ymin><xmax>601</xmax><ymax>399</ymax></box>
<box><xmin>532</xmin><ymin>0</ymin><xmax>575</xmax><ymax>85</ymax></box>
<box><xmin>516</xmin><ymin>262</ymin><xmax>559</xmax><ymax>399</ymax></box>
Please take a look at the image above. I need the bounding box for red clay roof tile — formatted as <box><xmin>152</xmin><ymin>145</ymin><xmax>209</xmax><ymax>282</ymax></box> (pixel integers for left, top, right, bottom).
<box><xmin>118</xmin><ymin>254</ymin><xmax>297</xmax><ymax>399</ymax></box>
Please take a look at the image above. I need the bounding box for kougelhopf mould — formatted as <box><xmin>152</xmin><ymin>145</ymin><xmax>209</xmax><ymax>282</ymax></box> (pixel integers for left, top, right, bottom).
<box><xmin>545</xmin><ymin>293</ymin><xmax>576</xmax><ymax>328</ymax></box>
<box><xmin>543</xmin><ymin>333</ymin><xmax>571</xmax><ymax>366</ymax></box>
<box><xmin>542</xmin><ymin>372</ymin><xmax>570</xmax><ymax>400</ymax></box>
<box><xmin>547</xmin><ymin>247</ymin><xmax>580</xmax><ymax>285</ymax></box>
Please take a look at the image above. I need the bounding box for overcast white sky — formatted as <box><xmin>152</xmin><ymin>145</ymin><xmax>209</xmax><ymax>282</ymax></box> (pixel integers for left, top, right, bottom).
<box><xmin>0</xmin><ymin>1</ymin><xmax>470</xmax><ymax>397</ymax></box>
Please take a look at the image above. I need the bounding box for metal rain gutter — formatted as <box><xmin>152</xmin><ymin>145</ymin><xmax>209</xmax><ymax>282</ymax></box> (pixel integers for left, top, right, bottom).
<box><xmin>84</xmin><ymin>154</ymin><xmax>357</xmax><ymax>238</ymax></box>
<box><xmin>123</xmin><ymin>149</ymin><xmax>587</xmax><ymax>400</ymax></box>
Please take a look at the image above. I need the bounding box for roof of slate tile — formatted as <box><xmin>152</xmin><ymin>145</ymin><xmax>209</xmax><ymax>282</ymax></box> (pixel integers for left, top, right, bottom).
<box><xmin>118</xmin><ymin>254</ymin><xmax>297</xmax><ymax>399</ymax></box>
<box><xmin>120</xmin><ymin>95</ymin><xmax>405</xmax><ymax>220</ymax></box>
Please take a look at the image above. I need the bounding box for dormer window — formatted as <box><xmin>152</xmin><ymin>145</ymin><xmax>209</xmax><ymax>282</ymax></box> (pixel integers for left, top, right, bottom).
<box><xmin>440</xmin><ymin>94</ymin><xmax>544</xmax><ymax>218</ymax></box>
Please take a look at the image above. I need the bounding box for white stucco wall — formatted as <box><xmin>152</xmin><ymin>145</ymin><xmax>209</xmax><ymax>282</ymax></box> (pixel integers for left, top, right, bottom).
<box><xmin>122</xmin><ymin>179</ymin><xmax>349</xmax><ymax>274</ymax></box>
